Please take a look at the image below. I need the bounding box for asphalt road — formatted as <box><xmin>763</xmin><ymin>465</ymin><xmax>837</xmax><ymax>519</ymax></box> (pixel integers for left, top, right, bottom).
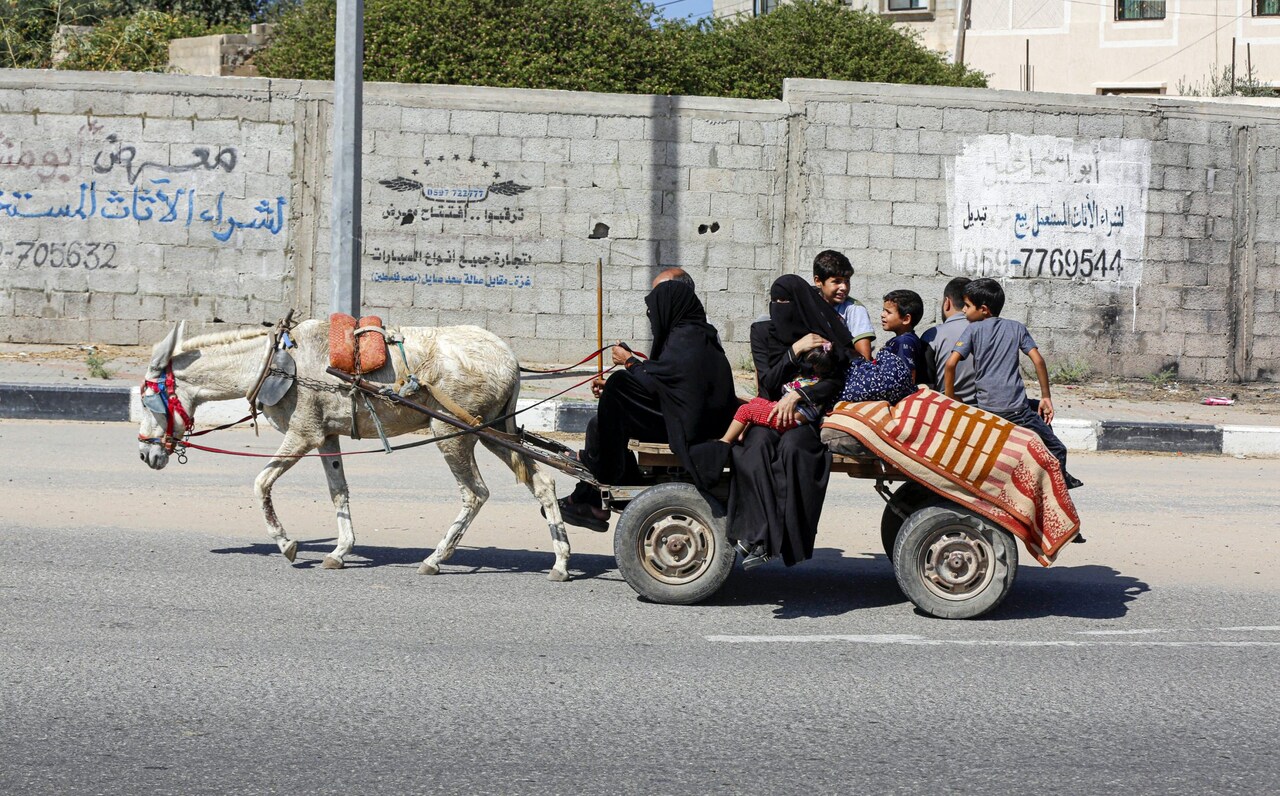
<box><xmin>2</xmin><ymin>420</ymin><xmax>1278</xmax><ymax>795</ymax></box>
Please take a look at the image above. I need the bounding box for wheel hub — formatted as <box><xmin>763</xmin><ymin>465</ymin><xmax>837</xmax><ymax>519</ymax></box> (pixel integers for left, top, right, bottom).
<box><xmin>641</xmin><ymin>513</ymin><xmax>713</xmax><ymax>585</ymax></box>
<box><xmin>920</xmin><ymin>527</ymin><xmax>997</xmax><ymax>601</ymax></box>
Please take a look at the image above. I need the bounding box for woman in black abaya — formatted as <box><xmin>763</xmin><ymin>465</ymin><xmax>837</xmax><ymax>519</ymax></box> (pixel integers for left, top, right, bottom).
<box><xmin>561</xmin><ymin>279</ymin><xmax>738</xmax><ymax>530</ymax></box>
<box><xmin>728</xmin><ymin>274</ymin><xmax>853</xmax><ymax>567</ymax></box>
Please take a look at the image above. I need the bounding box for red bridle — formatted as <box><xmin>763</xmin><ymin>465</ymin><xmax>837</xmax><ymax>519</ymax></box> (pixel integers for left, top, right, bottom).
<box><xmin>138</xmin><ymin>366</ymin><xmax>194</xmax><ymax>453</ymax></box>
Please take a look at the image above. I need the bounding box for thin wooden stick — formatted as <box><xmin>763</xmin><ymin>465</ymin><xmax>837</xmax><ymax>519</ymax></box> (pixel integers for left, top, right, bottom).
<box><xmin>596</xmin><ymin>256</ymin><xmax>604</xmax><ymax>377</ymax></box>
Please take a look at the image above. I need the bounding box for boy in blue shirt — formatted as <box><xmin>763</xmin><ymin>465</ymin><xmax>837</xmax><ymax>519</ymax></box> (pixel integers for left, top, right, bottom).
<box><xmin>880</xmin><ymin>288</ymin><xmax>925</xmax><ymax>383</ymax></box>
<box><xmin>943</xmin><ymin>278</ymin><xmax>1085</xmax><ymax>496</ymax></box>
<box><xmin>812</xmin><ymin>249</ymin><xmax>875</xmax><ymax>361</ymax></box>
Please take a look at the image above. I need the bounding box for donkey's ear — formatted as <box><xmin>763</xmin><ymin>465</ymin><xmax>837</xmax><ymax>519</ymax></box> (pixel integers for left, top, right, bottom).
<box><xmin>149</xmin><ymin>323</ymin><xmax>182</xmax><ymax>373</ymax></box>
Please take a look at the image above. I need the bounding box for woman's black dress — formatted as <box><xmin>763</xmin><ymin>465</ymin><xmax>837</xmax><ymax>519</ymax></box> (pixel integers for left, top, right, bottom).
<box><xmin>573</xmin><ymin>280</ymin><xmax>738</xmax><ymax>502</ymax></box>
<box><xmin>727</xmin><ymin>274</ymin><xmax>853</xmax><ymax>566</ymax></box>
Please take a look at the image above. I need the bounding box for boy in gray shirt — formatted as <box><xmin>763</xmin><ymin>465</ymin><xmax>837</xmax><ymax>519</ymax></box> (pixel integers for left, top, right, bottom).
<box><xmin>920</xmin><ymin>277</ymin><xmax>976</xmax><ymax>402</ymax></box>
<box><xmin>943</xmin><ymin>278</ymin><xmax>1085</xmax><ymax>496</ymax></box>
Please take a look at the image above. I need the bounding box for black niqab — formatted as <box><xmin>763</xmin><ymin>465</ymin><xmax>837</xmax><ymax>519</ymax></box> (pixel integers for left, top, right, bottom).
<box><xmin>641</xmin><ymin>281</ymin><xmax>737</xmax><ymax>491</ymax></box>
<box><xmin>767</xmin><ymin>273</ymin><xmax>854</xmax><ymax>356</ymax></box>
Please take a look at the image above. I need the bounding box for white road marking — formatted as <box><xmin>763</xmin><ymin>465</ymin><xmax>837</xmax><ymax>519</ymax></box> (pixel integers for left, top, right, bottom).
<box><xmin>705</xmin><ymin>634</ymin><xmax>1280</xmax><ymax>648</ymax></box>
<box><xmin>1219</xmin><ymin>626</ymin><xmax>1280</xmax><ymax>632</ymax></box>
<box><xmin>1073</xmin><ymin>629</ymin><xmax>1171</xmax><ymax>635</ymax></box>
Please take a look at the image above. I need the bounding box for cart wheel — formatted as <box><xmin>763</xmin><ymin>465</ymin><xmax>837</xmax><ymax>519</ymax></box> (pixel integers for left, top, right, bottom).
<box><xmin>892</xmin><ymin>504</ymin><xmax>1018</xmax><ymax>620</ymax></box>
<box><xmin>613</xmin><ymin>482</ymin><xmax>734</xmax><ymax>605</ymax></box>
<box><xmin>880</xmin><ymin>481</ymin><xmax>935</xmax><ymax>558</ymax></box>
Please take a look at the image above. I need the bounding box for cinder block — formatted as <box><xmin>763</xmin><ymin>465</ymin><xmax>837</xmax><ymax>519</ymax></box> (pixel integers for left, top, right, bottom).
<box><xmin>571</xmin><ymin>138</ymin><xmax>619</xmax><ymax>164</ymax></box>
<box><xmin>402</xmin><ymin>107</ymin><xmax>451</xmax><ymax>133</ymax></box>
<box><xmin>548</xmin><ymin>114</ymin><xmax>597</xmax><ymax>139</ymax></box>
<box><xmin>596</xmin><ymin>116</ymin><xmax>645</xmax><ymax>141</ymax></box>
<box><xmin>917</xmin><ymin>130</ymin><xmax>959</xmax><ymax>155</ymax></box>
<box><xmin>449</xmin><ymin>110</ymin><xmax>502</xmax><ymax>135</ymax></box>
<box><xmin>88</xmin><ymin>318</ymin><xmax>140</xmax><ymax>345</ymax></box>
<box><xmin>845</xmin><ymin>199</ymin><xmax>892</xmax><ymax>225</ymax></box>
<box><xmin>942</xmin><ymin>107</ymin><xmax>987</xmax><ymax>133</ymax></box>
<box><xmin>470</xmin><ymin>135</ymin><xmax>522</xmax><ymax>162</ymax></box>
<box><xmin>535</xmin><ymin>313</ymin><xmax>584</xmax><ymax>338</ymax></box>
<box><xmin>714</xmin><ymin>144</ymin><xmax>763</xmax><ymax>170</ymax></box>
<box><xmin>809</xmin><ymin>102</ymin><xmax>851</xmax><ymax>126</ymax></box>
<box><xmin>826</xmin><ymin>126</ymin><xmax>873</xmax><ymax>152</ymax></box>
<box><xmin>872</xmin><ymin>128</ymin><xmax>918</xmax><ymax>154</ymax></box>
<box><xmin>893</xmin><ymin>155</ymin><xmax>940</xmax><ymax>180</ymax></box>
<box><xmin>891</xmin><ymin>201</ymin><xmax>939</xmax><ymax>227</ymax></box>
<box><xmin>896</xmin><ymin>105</ymin><xmax>943</xmax><ymax>130</ymax></box>
<box><xmin>1163</xmin><ymin>166</ymin><xmax>1207</xmax><ymax>191</ymax></box>
<box><xmin>1078</xmin><ymin>115</ymin><xmax>1124</xmax><ymax>139</ymax></box>
<box><xmin>691</xmin><ymin>118</ymin><xmax>739</xmax><ymax>145</ymax></box>
<box><xmin>1151</xmin><ymin>141</ymin><xmax>1189</xmax><ymax>167</ymax></box>
<box><xmin>498</xmin><ymin>113</ymin><xmax>549</xmax><ymax>138</ymax></box>
<box><xmin>867</xmin><ymin>224</ymin><xmax>915</xmax><ymax>250</ymax></box>
<box><xmin>869</xmin><ymin>178</ymin><xmax>915</xmax><ymax>202</ymax></box>
<box><xmin>1166</xmin><ymin>117</ymin><xmax>1212</xmax><ymax>145</ymax></box>
<box><xmin>1179</xmin><ymin>286</ymin><xmax>1226</xmax><ymax>310</ymax></box>
<box><xmin>1032</xmin><ymin>114</ymin><xmax>1079</xmax><ymax>137</ymax></box>
<box><xmin>847</xmin><ymin>151</ymin><xmax>894</xmax><ymax>177</ymax></box>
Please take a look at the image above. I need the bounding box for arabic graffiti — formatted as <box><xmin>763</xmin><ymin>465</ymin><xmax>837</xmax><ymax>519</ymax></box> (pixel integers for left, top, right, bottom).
<box><xmin>371</xmin><ymin>148</ymin><xmax>537</xmax><ymax>288</ymax></box>
<box><xmin>0</xmin><ymin>134</ymin><xmax>76</xmax><ymax>185</ymax></box>
<box><xmin>0</xmin><ymin>180</ymin><xmax>286</xmax><ymax>242</ymax></box>
<box><xmin>370</xmin><ymin>246</ymin><xmax>533</xmax><ymax>269</ymax></box>
<box><xmin>92</xmin><ymin>134</ymin><xmax>237</xmax><ymax>186</ymax></box>
<box><xmin>1010</xmin><ymin>198</ymin><xmax>1126</xmax><ymax>239</ymax></box>
<box><xmin>379</xmin><ymin>205</ymin><xmax>527</xmax><ymax>225</ymax></box>
<box><xmin>372</xmin><ymin>271</ymin><xmax>533</xmax><ymax>288</ymax></box>
<box><xmin>947</xmin><ymin>134</ymin><xmax>1151</xmax><ymax>286</ymax></box>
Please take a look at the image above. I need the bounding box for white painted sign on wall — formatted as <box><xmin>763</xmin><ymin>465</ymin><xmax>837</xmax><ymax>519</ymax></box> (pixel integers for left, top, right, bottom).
<box><xmin>946</xmin><ymin>134</ymin><xmax>1151</xmax><ymax>287</ymax></box>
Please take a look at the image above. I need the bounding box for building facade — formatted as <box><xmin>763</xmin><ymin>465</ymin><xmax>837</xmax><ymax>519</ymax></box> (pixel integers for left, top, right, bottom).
<box><xmin>712</xmin><ymin>0</ymin><xmax>1280</xmax><ymax>96</ymax></box>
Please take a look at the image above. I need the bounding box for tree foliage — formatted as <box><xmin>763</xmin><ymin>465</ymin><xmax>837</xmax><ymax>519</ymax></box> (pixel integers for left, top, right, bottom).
<box><xmin>0</xmin><ymin>0</ymin><xmax>255</xmax><ymax>68</ymax></box>
<box><xmin>1177</xmin><ymin>64</ymin><xmax>1276</xmax><ymax>98</ymax></box>
<box><xmin>256</xmin><ymin>0</ymin><xmax>985</xmax><ymax>97</ymax></box>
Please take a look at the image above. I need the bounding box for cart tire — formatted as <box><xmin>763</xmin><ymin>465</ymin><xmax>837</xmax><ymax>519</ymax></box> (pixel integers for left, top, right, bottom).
<box><xmin>614</xmin><ymin>482</ymin><xmax>734</xmax><ymax>605</ymax></box>
<box><xmin>892</xmin><ymin>504</ymin><xmax>1018</xmax><ymax>620</ymax></box>
<box><xmin>880</xmin><ymin>481</ymin><xmax>935</xmax><ymax>558</ymax></box>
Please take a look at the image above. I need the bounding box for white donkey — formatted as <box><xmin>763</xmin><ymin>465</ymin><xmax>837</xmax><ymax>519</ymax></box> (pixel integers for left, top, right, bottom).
<box><xmin>136</xmin><ymin>320</ymin><xmax>573</xmax><ymax>580</ymax></box>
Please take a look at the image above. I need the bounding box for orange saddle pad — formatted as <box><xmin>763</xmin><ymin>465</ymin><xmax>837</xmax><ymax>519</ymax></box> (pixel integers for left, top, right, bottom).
<box><xmin>329</xmin><ymin>313</ymin><xmax>388</xmax><ymax>374</ymax></box>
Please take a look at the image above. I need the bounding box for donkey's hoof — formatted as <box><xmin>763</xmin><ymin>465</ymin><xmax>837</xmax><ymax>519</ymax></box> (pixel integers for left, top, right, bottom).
<box><xmin>547</xmin><ymin>569</ymin><xmax>570</xmax><ymax>583</ymax></box>
<box><xmin>321</xmin><ymin>555</ymin><xmax>344</xmax><ymax>570</ymax></box>
<box><xmin>418</xmin><ymin>561</ymin><xmax>440</xmax><ymax>576</ymax></box>
<box><xmin>282</xmin><ymin>540</ymin><xmax>298</xmax><ymax>563</ymax></box>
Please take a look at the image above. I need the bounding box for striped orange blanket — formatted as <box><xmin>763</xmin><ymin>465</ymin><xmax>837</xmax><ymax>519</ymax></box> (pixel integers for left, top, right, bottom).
<box><xmin>823</xmin><ymin>389</ymin><xmax>1081</xmax><ymax>564</ymax></box>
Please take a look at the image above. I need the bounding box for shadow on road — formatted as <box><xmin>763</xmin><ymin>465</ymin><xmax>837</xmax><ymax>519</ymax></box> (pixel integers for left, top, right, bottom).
<box><xmin>709</xmin><ymin>547</ymin><xmax>907</xmax><ymax>620</ymax></box>
<box><xmin>208</xmin><ymin>538</ymin><xmax>619</xmax><ymax>580</ymax></box>
<box><xmin>991</xmin><ymin>563</ymin><xmax>1151</xmax><ymax>620</ymax></box>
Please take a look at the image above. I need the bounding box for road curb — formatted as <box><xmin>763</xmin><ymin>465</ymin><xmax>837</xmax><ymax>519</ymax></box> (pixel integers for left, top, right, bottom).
<box><xmin>3</xmin><ymin>384</ymin><xmax>1278</xmax><ymax>457</ymax></box>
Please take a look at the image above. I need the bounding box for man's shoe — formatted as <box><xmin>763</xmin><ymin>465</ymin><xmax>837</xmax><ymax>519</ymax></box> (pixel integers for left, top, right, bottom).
<box><xmin>1065</xmin><ymin>473</ymin><xmax>1085</xmax><ymax>490</ymax></box>
<box><xmin>1071</xmin><ymin>533</ymin><xmax>1087</xmax><ymax>544</ymax></box>
<box><xmin>543</xmin><ymin>497</ymin><xmax>610</xmax><ymax>533</ymax></box>
<box><xmin>736</xmin><ymin>540</ymin><xmax>771</xmax><ymax>571</ymax></box>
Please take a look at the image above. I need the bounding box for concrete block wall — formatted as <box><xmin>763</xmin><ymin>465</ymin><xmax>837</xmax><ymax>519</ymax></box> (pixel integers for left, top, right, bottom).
<box><xmin>0</xmin><ymin>70</ymin><xmax>1276</xmax><ymax>381</ymax></box>
<box><xmin>783</xmin><ymin>81</ymin><xmax>1279</xmax><ymax>382</ymax></box>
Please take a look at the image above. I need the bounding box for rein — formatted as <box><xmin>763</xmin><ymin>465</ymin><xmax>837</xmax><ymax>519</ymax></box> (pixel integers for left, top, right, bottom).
<box><xmin>140</xmin><ymin>357</ymin><xmax>625</xmax><ymax>462</ymax></box>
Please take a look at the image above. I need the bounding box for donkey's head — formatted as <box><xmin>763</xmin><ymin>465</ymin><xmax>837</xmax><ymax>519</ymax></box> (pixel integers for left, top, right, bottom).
<box><xmin>137</xmin><ymin>322</ymin><xmax>187</xmax><ymax>470</ymax></box>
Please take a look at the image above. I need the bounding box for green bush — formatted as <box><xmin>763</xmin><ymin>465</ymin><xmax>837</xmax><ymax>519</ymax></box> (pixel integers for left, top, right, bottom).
<box><xmin>256</xmin><ymin>0</ymin><xmax>986</xmax><ymax>98</ymax></box>
<box><xmin>56</xmin><ymin>8</ymin><xmax>237</xmax><ymax>72</ymax></box>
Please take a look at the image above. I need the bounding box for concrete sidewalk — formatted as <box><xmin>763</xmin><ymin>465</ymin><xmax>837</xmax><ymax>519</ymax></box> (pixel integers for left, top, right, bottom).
<box><xmin>2</xmin><ymin>342</ymin><xmax>1279</xmax><ymax>457</ymax></box>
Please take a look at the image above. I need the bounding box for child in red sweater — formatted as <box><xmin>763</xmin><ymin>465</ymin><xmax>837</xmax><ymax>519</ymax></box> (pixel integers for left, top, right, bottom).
<box><xmin>720</xmin><ymin>345</ymin><xmax>841</xmax><ymax>442</ymax></box>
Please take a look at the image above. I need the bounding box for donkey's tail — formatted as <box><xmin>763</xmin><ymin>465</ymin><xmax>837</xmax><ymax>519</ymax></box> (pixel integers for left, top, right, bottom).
<box><xmin>498</xmin><ymin>378</ymin><xmax>535</xmax><ymax>487</ymax></box>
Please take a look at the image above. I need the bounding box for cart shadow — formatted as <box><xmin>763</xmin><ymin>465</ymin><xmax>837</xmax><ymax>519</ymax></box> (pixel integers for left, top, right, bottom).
<box><xmin>708</xmin><ymin>548</ymin><xmax>906</xmax><ymax>620</ymax></box>
<box><xmin>208</xmin><ymin>539</ymin><xmax>618</xmax><ymax>580</ymax></box>
<box><xmin>706</xmin><ymin>549</ymin><xmax>1151</xmax><ymax>621</ymax></box>
<box><xmin>987</xmin><ymin>563</ymin><xmax>1150</xmax><ymax>620</ymax></box>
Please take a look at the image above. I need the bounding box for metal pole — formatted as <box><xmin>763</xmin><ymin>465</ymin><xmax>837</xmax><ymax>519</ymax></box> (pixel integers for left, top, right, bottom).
<box><xmin>330</xmin><ymin>0</ymin><xmax>364</xmax><ymax>316</ymax></box>
<box><xmin>954</xmin><ymin>0</ymin><xmax>971</xmax><ymax>66</ymax></box>
<box><xmin>1231</xmin><ymin>36</ymin><xmax>1237</xmax><ymax>95</ymax></box>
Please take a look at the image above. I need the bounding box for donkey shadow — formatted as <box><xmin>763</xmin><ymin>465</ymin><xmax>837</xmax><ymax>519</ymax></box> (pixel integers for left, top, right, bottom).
<box><xmin>209</xmin><ymin>538</ymin><xmax>618</xmax><ymax>581</ymax></box>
